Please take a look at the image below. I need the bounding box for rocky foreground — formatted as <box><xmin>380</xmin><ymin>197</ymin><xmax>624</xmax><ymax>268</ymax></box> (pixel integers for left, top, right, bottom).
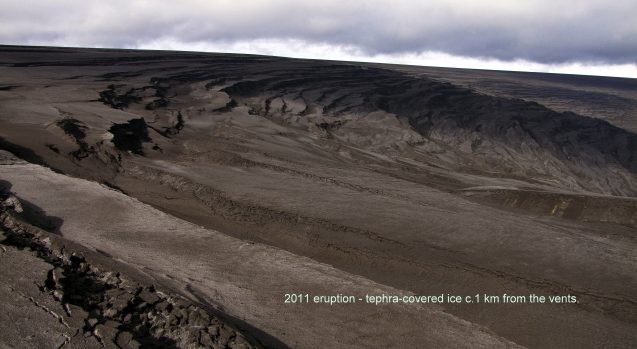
<box><xmin>1</xmin><ymin>153</ymin><xmax>261</xmax><ymax>348</ymax></box>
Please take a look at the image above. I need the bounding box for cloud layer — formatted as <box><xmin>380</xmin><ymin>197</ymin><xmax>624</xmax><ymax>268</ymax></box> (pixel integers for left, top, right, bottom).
<box><xmin>2</xmin><ymin>1</ymin><xmax>636</xmax><ymax>77</ymax></box>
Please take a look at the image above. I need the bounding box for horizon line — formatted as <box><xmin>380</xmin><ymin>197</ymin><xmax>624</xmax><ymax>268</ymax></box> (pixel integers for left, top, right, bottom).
<box><xmin>2</xmin><ymin>42</ymin><xmax>636</xmax><ymax>80</ymax></box>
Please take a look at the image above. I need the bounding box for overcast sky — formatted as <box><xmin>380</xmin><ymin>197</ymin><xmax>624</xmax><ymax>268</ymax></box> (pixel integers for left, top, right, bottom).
<box><xmin>2</xmin><ymin>0</ymin><xmax>636</xmax><ymax>77</ymax></box>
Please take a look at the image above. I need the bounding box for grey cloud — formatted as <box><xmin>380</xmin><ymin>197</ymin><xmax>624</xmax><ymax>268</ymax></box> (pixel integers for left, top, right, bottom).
<box><xmin>1</xmin><ymin>0</ymin><xmax>635</xmax><ymax>64</ymax></box>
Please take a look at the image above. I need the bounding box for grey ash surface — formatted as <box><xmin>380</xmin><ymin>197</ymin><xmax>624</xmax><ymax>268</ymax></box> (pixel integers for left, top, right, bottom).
<box><xmin>0</xmin><ymin>45</ymin><xmax>635</xmax><ymax>348</ymax></box>
<box><xmin>0</xmin><ymin>180</ymin><xmax>263</xmax><ymax>349</ymax></box>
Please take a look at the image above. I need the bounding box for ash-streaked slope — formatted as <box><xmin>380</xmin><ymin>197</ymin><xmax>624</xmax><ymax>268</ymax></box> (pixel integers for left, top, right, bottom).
<box><xmin>0</xmin><ymin>150</ymin><xmax>516</xmax><ymax>348</ymax></box>
<box><xmin>384</xmin><ymin>65</ymin><xmax>637</xmax><ymax>133</ymax></box>
<box><xmin>0</xmin><ymin>45</ymin><xmax>636</xmax><ymax>348</ymax></box>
